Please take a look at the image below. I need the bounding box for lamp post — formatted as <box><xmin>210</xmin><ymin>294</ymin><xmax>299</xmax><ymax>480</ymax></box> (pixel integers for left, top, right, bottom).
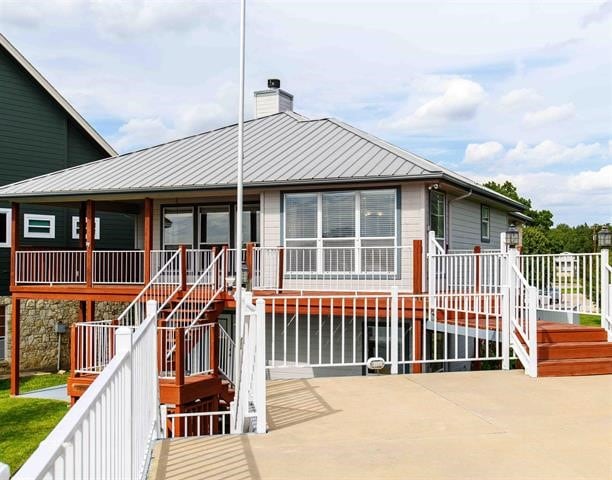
<box><xmin>505</xmin><ymin>224</ymin><xmax>520</xmax><ymax>250</ymax></box>
<box><xmin>597</xmin><ymin>226</ymin><xmax>611</xmax><ymax>250</ymax></box>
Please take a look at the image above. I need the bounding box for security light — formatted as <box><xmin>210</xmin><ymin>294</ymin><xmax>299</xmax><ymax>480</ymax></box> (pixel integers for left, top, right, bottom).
<box><xmin>598</xmin><ymin>226</ymin><xmax>611</xmax><ymax>249</ymax></box>
<box><xmin>506</xmin><ymin>224</ymin><xmax>520</xmax><ymax>249</ymax></box>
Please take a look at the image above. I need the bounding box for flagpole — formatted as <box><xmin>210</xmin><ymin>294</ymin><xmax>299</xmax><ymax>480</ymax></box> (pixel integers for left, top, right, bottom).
<box><xmin>235</xmin><ymin>0</ymin><xmax>246</xmax><ymax>381</ymax></box>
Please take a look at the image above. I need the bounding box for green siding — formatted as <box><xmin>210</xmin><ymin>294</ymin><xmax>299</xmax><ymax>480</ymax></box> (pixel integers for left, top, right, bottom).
<box><xmin>0</xmin><ymin>45</ymin><xmax>134</xmax><ymax>295</ymax></box>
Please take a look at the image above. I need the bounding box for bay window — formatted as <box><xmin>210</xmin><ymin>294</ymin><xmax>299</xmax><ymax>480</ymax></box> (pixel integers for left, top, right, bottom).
<box><xmin>284</xmin><ymin>189</ymin><xmax>397</xmax><ymax>273</ymax></box>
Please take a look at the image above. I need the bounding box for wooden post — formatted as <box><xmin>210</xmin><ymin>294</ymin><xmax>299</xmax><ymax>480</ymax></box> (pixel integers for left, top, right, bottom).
<box><xmin>474</xmin><ymin>245</ymin><xmax>481</xmax><ymax>293</ymax></box>
<box><xmin>10</xmin><ymin>296</ymin><xmax>21</xmax><ymax>395</ymax></box>
<box><xmin>221</xmin><ymin>245</ymin><xmax>228</xmax><ymax>290</ymax></box>
<box><xmin>211</xmin><ymin>323</ymin><xmax>218</xmax><ymax>375</ymax></box>
<box><xmin>143</xmin><ymin>198</ymin><xmax>153</xmax><ymax>282</ymax></box>
<box><xmin>246</xmin><ymin>242</ymin><xmax>254</xmax><ymax>283</ymax></box>
<box><xmin>277</xmin><ymin>246</ymin><xmax>284</xmax><ymax>292</ymax></box>
<box><xmin>180</xmin><ymin>245</ymin><xmax>187</xmax><ymax>292</ymax></box>
<box><xmin>70</xmin><ymin>324</ymin><xmax>77</xmax><ymax>377</ymax></box>
<box><xmin>85</xmin><ymin>200</ymin><xmax>95</xmax><ymax>287</ymax></box>
<box><xmin>412</xmin><ymin>240</ymin><xmax>423</xmax><ymax>294</ymax></box>
<box><xmin>85</xmin><ymin>301</ymin><xmax>95</xmax><ymax>322</ymax></box>
<box><xmin>9</xmin><ymin>203</ymin><xmax>20</xmax><ymax>288</ymax></box>
<box><xmin>175</xmin><ymin>327</ymin><xmax>185</xmax><ymax>387</ymax></box>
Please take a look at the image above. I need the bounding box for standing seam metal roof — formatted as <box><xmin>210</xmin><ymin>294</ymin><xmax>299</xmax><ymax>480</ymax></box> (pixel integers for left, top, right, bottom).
<box><xmin>0</xmin><ymin>111</ymin><xmax>526</xmax><ymax>210</ymax></box>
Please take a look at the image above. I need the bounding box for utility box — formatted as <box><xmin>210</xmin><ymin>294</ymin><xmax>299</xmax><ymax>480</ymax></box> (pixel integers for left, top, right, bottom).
<box><xmin>54</xmin><ymin>322</ymin><xmax>67</xmax><ymax>334</ymax></box>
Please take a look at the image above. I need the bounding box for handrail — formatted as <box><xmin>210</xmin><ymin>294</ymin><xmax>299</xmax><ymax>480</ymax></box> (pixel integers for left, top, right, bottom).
<box><xmin>218</xmin><ymin>324</ymin><xmax>235</xmax><ymax>386</ymax></box>
<box><xmin>164</xmin><ymin>249</ymin><xmax>225</xmax><ymax>331</ymax></box>
<box><xmin>117</xmin><ymin>248</ymin><xmax>182</xmax><ymax>327</ymax></box>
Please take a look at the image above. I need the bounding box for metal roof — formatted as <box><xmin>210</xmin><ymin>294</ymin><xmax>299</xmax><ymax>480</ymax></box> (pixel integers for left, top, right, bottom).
<box><xmin>0</xmin><ymin>110</ymin><xmax>525</xmax><ymax>210</ymax></box>
<box><xmin>0</xmin><ymin>33</ymin><xmax>117</xmax><ymax>157</ymax></box>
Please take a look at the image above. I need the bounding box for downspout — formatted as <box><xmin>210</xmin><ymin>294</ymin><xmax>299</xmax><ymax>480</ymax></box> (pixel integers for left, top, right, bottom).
<box><xmin>448</xmin><ymin>189</ymin><xmax>472</xmax><ymax>250</ymax></box>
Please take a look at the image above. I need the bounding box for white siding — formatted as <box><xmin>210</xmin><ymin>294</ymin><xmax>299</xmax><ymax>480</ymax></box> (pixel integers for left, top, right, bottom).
<box><xmin>261</xmin><ymin>190</ymin><xmax>281</xmax><ymax>248</ymax></box>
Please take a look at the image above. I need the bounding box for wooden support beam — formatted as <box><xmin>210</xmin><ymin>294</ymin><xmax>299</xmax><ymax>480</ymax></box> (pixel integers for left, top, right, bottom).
<box><xmin>474</xmin><ymin>245</ymin><xmax>481</xmax><ymax>293</ymax></box>
<box><xmin>143</xmin><ymin>198</ymin><xmax>153</xmax><ymax>281</ymax></box>
<box><xmin>85</xmin><ymin>200</ymin><xmax>95</xmax><ymax>287</ymax></box>
<box><xmin>180</xmin><ymin>245</ymin><xmax>187</xmax><ymax>292</ymax></box>
<box><xmin>175</xmin><ymin>327</ymin><xmax>185</xmax><ymax>387</ymax></box>
<box><xmin>78</xmin><ymin>301</ymin><xmax>86</xmax><ymax>322</ymax></box>
<box><xmin>10</xmin><ymin>297</ymin><xmax>20</xmax><ymax>395</ymax></box>
<box><xmin>10</xmin><ymin>203</ymin><xmax>20</xmax><ymax>288</ymax></box>
<box><xmin>211</xmin><ymin>323</ymin><xmax>219</xmax><ymax>375</ymax></box>
<box><xmin>85</xmin><ymin>300</ymin><xmax>95</xmax><ymax>322</ymax></box>
<box><xmin>412</xmin><ymin>239</ymin><xmax>423</xmax><ymax>294</ymax></box>
<box><xmin>246</xmin><ymin>242</ymin><xmax>254</xmax><ymax>283</ymax></box>
<box><xmin>70</xmin><ymin>325</ymin><xmax>77</xmax><ymax>378</ymax></box>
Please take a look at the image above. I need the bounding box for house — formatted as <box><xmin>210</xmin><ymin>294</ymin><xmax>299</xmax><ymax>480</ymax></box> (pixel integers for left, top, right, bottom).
<box><xmin>0</xmin><ymin>80</ymin><xmax>609</xmax><ymax>425</ymax></box>
<box><xmin>0</xmin><ymin>34</ymin><xmax>135</xmax><ymax>368</ymax></box>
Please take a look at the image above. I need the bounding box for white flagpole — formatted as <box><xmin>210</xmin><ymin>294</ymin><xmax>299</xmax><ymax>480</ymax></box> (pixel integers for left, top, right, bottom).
<box><xmin>235</xmin><ymin>0</ymin><xmax>246</xmax><ymax>383</ymax></box>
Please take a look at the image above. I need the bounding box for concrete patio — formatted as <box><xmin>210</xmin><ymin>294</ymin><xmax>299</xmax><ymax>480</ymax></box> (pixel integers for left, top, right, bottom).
<box><xmin>148</xmin><ymin>371</ymin><xmax>612</xmax><ymax>480</ymax></box>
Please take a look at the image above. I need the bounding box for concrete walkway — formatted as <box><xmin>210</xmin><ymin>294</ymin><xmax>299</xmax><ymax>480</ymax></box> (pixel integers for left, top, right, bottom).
<box><xmin>19</xmin><ymin>384</ymin><xmax>69</xmax><ymax>402</ymax></box>
<box><xmin>149</xmin><ymin>371</ymin><xmax>612</xmax><ymax>480</ymax></box>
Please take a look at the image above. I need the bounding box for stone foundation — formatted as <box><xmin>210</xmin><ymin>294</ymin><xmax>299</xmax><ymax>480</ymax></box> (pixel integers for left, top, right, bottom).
<box><xmin>0</xmin><ymin>296</ymin><xmax>128</xmax><ymax>372</ymax></box>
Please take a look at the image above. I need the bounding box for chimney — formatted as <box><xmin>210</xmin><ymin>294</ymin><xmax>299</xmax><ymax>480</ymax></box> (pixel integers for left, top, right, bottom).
<box><xmin>254</xmin><ymin>79</ymin><xmax>293</xmax><ymax>118</ymax></box>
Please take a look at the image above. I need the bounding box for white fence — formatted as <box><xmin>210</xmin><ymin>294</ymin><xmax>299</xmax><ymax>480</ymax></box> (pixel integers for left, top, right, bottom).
<box><xmin>219</xmin><ymin>324</ymin><xmax>235</xmax><ymax>385</ymax></box>
<box><xmin>259</xmin><ymin>289</ymin><xmax>507</xmax><ymax>373</ymax></box>
<box><xmin>15</xmin><ymin>301</ymin><xmax>160</xmax><ymax>480</ymax></box>
<box><xmin>160</xmin><ymin>409</ymin><xmax>231</xmax><ymax>439</ymax></box>
<box><xmin>15</xmin><ymin>250</ymin><xmax>86</xmax><ymax>284</ymax></box>
<box><xmin>252</xmin><ymin>245</ymin><xmax>415</xmax><ymax>293</ymax></box>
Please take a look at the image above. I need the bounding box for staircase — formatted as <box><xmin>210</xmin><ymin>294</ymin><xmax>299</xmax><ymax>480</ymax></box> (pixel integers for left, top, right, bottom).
<box><xmin>537</xmin><ymin>322</ymin><xmax>612</xmax><ymax>376</ymax></box>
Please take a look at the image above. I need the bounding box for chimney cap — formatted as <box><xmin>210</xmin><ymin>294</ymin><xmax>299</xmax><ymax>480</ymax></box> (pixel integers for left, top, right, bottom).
<box><xmin>267</xmin><ymin>79</ymin><xmax>281</xmax><ymax>89</ymax></box>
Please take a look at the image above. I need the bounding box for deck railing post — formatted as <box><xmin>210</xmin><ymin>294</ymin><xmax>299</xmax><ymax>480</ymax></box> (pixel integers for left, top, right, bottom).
<box><xmin>246</xmin><ymin>242</ymin><xmax>255</xmax><ymax>290</ymax></box>
<box><xmin>390</xmin><ymin>286</ymin><xmax>399</xmax><ymax>374</ymax></box>
<box><xmin>277</xmin><ymin>246</ymin><xmax>284</xmax><ymax>292</ymax></box>
<box><xmin>180</xmin><ymin>245</ymin><xmax>187</xmax><ymax>292</ymax></box>
<box><xmin>85</xmin><ymin>200</ymin><xmax>95</xmax><ymax>287</ymax></box>
<box><xmin>115</xmin><ymin>326</ymin><xmax>133</xmax><ymax>479</ymax></box>
<box><xmin>527</xmin><ymin>286</ymin><xmax>538</xmax><ymax>377</ymax></box>
<box><xmin>412</xmin><ymin>240</ymin><xmax>423</xmax><ymax>294</ymax></box>
<box><xmin>501</xmin><ymin>285</ymin><xmax>510</xmax><ymax>370</ymax></box>
<box><xmin>255</xmin><ymin>298</ymin><xmax>267</xmax><ymax>433</ymax></box>
<box><xmin>143</xmin><ymin>198</ymin><xmax>153</xmax><ymax>282</ymax></box>
<box><xmin>175</xmin><ymin>327</ymin><xmax>185</xmax><ymax>387</ymax></box>
<box><xmin>601</xmin><ymin>249</ymin><xmax>609</xmax><ymax>331</ymax></box>
<box><xmin>473</xmin><ymin>245</ymin><xmax>481</xmax><ymax>293</ymax></box>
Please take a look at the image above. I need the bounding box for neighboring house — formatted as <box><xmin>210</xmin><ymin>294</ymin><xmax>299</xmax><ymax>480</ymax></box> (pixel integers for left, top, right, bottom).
<box><xmin>0</xmin><ymin>34</ymin><xmax>134</xmax><ymax>364</ymax></box>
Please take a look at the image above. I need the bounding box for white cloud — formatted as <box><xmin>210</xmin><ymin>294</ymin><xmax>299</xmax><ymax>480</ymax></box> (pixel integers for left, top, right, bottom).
<box><xmin>114</xmin><ymin>118</ymin><xmax>173</xmax><ymax>152</ymax></box>
<box><xmin>523</xmin><ymin>103</ymin><xmax>575</xmax><ymax>127</ymax></box>
<box><xmin>464</xmin><ymin>141</ymin><xmax>504</xmax><ymax>164</ymax></box>
<box><xmin>568</xmin><ymin>164</ymin><xmax>612</xmax><ymax>193</ymax></box>
<box><xmin>582</xmin><ymin>0</ymin><xmax>612</xmax><ymax>28</ymax></box>
<box><xmin>499</xmin><ymin>88</ymin><xmax>541</xmax><ymax>110</ymax></box>
<box><xmin>388</xmin><ymin>78</ymin><xmax>485</xmax><ymax>130</ymax></box>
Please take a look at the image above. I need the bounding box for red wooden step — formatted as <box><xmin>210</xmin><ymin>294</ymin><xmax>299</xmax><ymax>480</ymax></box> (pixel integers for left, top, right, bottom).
<box><xmin>537</xmin><ymin>323</ymin><xmax>607</xmax><ymax>343</ymax></box>
<box><xmin>538</xmin><ymin>357</ymin><xmax>612</xmax><ymax>377</ymax></box>
<box><xmin>538</xmin><ymin>342</ymin><xmax>612</xmax><ymax>361</ymax></box>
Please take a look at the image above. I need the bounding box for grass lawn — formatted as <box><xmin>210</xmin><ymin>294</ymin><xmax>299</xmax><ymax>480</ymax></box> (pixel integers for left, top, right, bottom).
<box><xmin>0</xmin><ymin>373</ymin><xmax>69</xmax><ymax>474</ymax></box>
<box><xmin>580</xmin><ymin>313</ymin><xmax>602</xmax><ymax>327</ymax></box>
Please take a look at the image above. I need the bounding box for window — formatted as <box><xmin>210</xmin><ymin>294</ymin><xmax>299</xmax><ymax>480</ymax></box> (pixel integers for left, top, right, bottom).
<box><xmin>163</xmin><ymin>207</ymin><xmax>193</xmax><ymax>249</ymax></box>
<box><xmin>71</xmin><ymin>216</ymin><xmax>100</xmax><ymax>240</ymax></box>
<box><xmin>481</xmin><ymin>205</ymin><xmax>490</xmax><ymax>241</ymax></box>
<box><xmin>429</xmin><ymin>191</ymin><xmax>445</xmax><ymax>242</ymax></box>
<box><xmin>198</xmin><ymin>206</ymin><xmax>229</xmax><ymax>247</ymax></box>
<box><xmin>284</xmin><ymin>189</ymin><xmax>397</xmax><ymax>273</ymax></box>
<box><xmin>0</xmin><ymin>208</ymin><xmax>11</xmax><ymax>248</ymax></box>
<box><xmin>24</xmin><ymin>214</ymin><xmax>55</xmax><ymax>239</ymax></box>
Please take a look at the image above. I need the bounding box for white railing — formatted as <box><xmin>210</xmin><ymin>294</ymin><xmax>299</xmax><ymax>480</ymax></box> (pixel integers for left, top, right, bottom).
<box><xmin>16</xmin><ymin>301</ymin><xmax>160</xmax><ymax>480</ymax></box>
<box><xmin>158</xmin><ymin>323</ymin><xmax>213</xmax><ymax>379</ymax></box>
<box><xmin>160</xmin><ymin>408</ymin><xmax>231</xmax><ymax>439</ymax></box>
<box><xmin>602</xmin><ymin>256</ymin><xmax>611</xmax><ymax>340</ymax></box>
<box><xmin>231</xmin><ymin>292</ymin><xmax>266</xmax><ymax>434</ymax></box>
<box><xmin>518</xmin><ymin>252</ymin><xmax>602</xmax><ymax>314</ymax></box>
<box><xmin>93</xmin><ymin>250</ymin><xmax>144</xmax><ymax>284</ymax></box>
<box><xmin>252</xmin><ymin>245</ymin><xmax>414</xmax><ymax>293</ymax></box>
<box><xmin>15</xmin><ymin>250</ymin><xmax>86</xmax><ymax>284</ymax></box>
<box><xmin>219</xmin><ymin>324</ymin><xmax>235</xmax><ymax>385</ymax></box>
<box><xmin>258</xmin><ymin>289</ymin><xmax>506</xmax><ymax>372</ymax></box>
<box><xmin>508</xmin><ymin>252</ymin><xmax>538</xmax><ymax>377</ymax></box>
<box><xmin>73</xmin><ymin>321</ymin><xmax>117</xmax><ymax>374</ymax></box>
<box><xmin>118</xmin><ymin>248</ymin><xmax>182</xmax><ymax>327</ymax></box>
<box><xmin>164</xmin><ymin>249</ymin><xmax>225</xmax><ymax>329</ymax></box>
<box><xmin>151</xmin><ymin>249</ymin><xmax>213</xmax><ymax>284</ymax></box>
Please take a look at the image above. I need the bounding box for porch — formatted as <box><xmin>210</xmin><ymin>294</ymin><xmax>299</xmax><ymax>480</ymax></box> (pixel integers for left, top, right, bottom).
<box><xmin>148</xmin><ymin>371</ymin><xmax>612</xmax><ymax>480</ymax></box>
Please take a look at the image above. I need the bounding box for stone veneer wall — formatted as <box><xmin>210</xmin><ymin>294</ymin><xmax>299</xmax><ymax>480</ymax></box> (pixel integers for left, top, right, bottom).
<box><xmin>0</xmin><ymin>296</ymin><xmax>128</xmax><ymax>373</ymax></box>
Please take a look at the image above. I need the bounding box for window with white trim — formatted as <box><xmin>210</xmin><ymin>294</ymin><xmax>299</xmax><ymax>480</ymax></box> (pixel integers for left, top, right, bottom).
<box><xmin>24</xmin><ymin>214</ymin><xmax>55</xmax><ymax>239</ymax></box>
<box><xmin>71</xmin><ymin>216</ymin><xmax>100</xmax><ymax>240</ymax></box>
<box><xmin>481</xmin><ymin>205</ymin><xmax>490</xmax><ymax>242</ymax></box>
<box><xmin>429</xmin><ymin>191</ymin><xmax>446</xmax><ymax>243</ymax></box>
<box><xmin>284</xmin><ymin>189</ymin><xmax>397</xmax><ymax>273</ymax></box>
<box><xmin>0</xmin><ymin>208</ymin><xmax>11</xmax><ymax>248</ymax></box>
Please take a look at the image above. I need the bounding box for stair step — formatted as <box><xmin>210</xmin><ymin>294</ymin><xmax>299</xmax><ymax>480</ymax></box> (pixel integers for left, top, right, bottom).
<box><xmin>537</xmin><ymin>324</ymin><xmax>607</xmax><ymax>343</ymax></box>
<box><xmin>538</xmin><ymin>342</ymin><xmax>612</xmax><ymax>360</ymax></box>
<box><xmin>538</xmin><ymin>357</ymin><xmax>612</xmax><ymax>376</ymax></box>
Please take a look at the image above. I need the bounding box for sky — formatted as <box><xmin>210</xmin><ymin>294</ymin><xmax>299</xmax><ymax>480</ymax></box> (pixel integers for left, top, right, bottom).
<box><xmin>1</xmin><ymin>0</ymin><xmax>611</xmax><ymax>225</ymax></box>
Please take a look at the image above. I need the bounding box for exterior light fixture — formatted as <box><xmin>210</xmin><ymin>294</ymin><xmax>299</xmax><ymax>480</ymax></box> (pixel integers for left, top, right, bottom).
<box><xmin>598</xmin><ymin>226</ymin><xmax>611</xmax><ymax>249</ymax></box>
<box><xmin>506</xmin><ymin>224</ymin><xmax>520</xmax><ymax>249</ymax></box>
